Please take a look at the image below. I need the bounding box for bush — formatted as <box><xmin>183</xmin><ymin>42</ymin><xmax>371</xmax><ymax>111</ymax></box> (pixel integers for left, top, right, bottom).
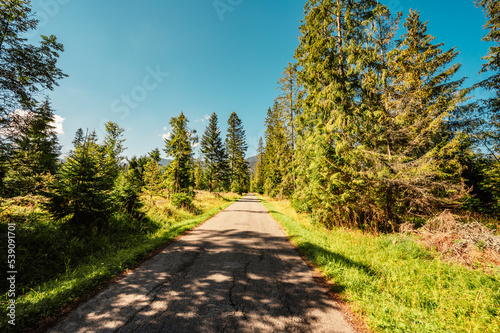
<box><xmin>113</xmin><ymin>171</ymin><xmax>143</xmax><ymax>218</ymax></box>
<box><xmin>41</xmin><ymin>139</ymin><xmax>114</xmax><ymax>229</ymax></box>
<box><xmin>171</xmin><ymin>192</ymin><xmax>194</xmax><ymax>210</ymax></box>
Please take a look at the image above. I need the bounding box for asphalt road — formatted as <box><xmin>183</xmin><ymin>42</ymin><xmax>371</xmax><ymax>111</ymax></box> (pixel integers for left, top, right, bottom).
<box><xmin>47</xmin><ymin>194</ymin><xmax>355</xmax><ymax>333</ymax></box>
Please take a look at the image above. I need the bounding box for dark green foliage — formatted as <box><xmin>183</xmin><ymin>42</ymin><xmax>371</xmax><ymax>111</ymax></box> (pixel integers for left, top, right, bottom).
<box><xmin>113</xmin><ymin>170</ymin><xmax>143</xmax><ymax>218</ymax></box>
<box><xmin>293</xmin><ymin>0</ymin><xmax>385</xmax><ymax>227</ymax></box>
<box><xmin>200</xmin><ymin>112</ymin><xmax>229</xmax><ymax>191</ymax></box>
<box><xmin>474</xmin><ymin>0</ymin><xmax>500</xmax><ymax>212</ymax></box>
<box><xmin>226</xmin><ymin>111</ymin><xmax>249</xmax><ymax>193</ymax></box>
<box><xmin>3</xmin><ymin>101</ymin><xmax>61</xmax><ymax>196</ymax></box>
<box><xmin>42</xmin><ymin>133</ymin><xmax>113</xmax><ymax>228</ymax></box>
<box><xmin>101</xmin><ymin>121</ymin><xmax>126</xmax><ymax>186</ymax></box>
<box><xmin>0</xmin><ymin>0</ymin><xmax>66</xmax><ymax>154</ymax></box>
<box><xmin>251</xmin><ymin>137</ymin><xmax>265</xmax><ymax>194</ymax></box>
<box><xmin>164</xmin><ymin>112</ymin><xmax>197</xmax><ymax>193</ymax></box>
<box><xmin>171</xmin><ymin>192</ymin><xmax>194</xmax><ymax>210</ymax></box>
<box><xmin>127</xmin><ymin>154</ymin><xmax>151</xmax><ymax>187</ymax></box>
<box><xmin>263</xmin><ymin>103</ymin><xmax>292</xmax><ymax>198</ymax></box>
<box><xmin>258</xmin><ymin>0</ymin><xmax>471</xmax><ymax>230</ymax></box>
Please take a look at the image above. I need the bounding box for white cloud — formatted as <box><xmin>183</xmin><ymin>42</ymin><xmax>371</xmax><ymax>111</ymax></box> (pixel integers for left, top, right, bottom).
<box><xmin>194</xmin><ymin>114</ymin><xmax>211</xmax><ymax>124</ymax></box>
<box><xmin>163</xmin><ymin>126</ymin><xmax>167</xmax><ymax>131</ymax></box>
<box><xmin>50</xmin><ymin>115</ymin><xmax>65</xmax><ymax>134</ymax></box>
<box><xmin>192</xmin><ymin>142</ymin><xmax>200</xmax><ymax>148</ymax></box>
<box><xmin>161</xmin><ymin>132</ymin><xmax>172</xmax><ymax>140</ymax></box>
<box><xmin>0</xmin><ymin>110</ymin><xmax>65</xmax><ymax>136</ymax></box>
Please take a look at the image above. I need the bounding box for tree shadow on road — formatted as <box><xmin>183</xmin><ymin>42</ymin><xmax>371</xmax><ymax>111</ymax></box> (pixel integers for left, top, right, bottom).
<box><xmin>48</xmin><ymin>228</ymin><xmax>352</xmax><ymax>333</ymax></box>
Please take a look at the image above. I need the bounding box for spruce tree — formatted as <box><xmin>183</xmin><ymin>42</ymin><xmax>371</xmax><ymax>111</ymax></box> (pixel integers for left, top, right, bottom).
<box><xmin>101</xmin><ymin>121</ymin><xmax>126</xmax><ymax>186</ymax></box>
<box><xmin>142</xmin><ymin>158</ymin><xmax>163</xmax><ymax>202</ymax></box>
<box><xmin>379</xmin><ymin>10</ymin><xmax>469</xmax><ymax>222</ymax></box>
<box><xmin>164</xmin><ymin>112</ymin><xmax>197</xmax><ymax>193</ymax></box>
<box><xmin>277</xmin><ymin>63</ymin><xmax>301</xmax><ymax>193</ymax></box>
<box><xmin>43</xmin><ymin>131</ymin><xmax>113</xmax><ymax>228</ymax></box>
<box><xmin>0</xmin><ymin>0</ymin><xmax>66</xmax><ymax>152</ymax></box>
<box><xmin>263</xmin><ymin>103</ymin><xmax>290</xmax><ymax>198</ymax></box>
<box><xmin>293</xmin><ymin>0</ymin><xmax>381</xmax><ymax>226</ymax></box>
<box><xmin>149</xmin><ymin>148</ymin><xmax>161</xmax><ymax>163</ymax></box>
<box><xmin>200</xmin><ymin>112</ymin><xmax>229</xmax><ymax>191</ymax></box>
<box><xmin>251</xmin><ymin>137</ymin><xmax>265</xmax><ymax>194</ymax></box>
<box><xmin>226</xmin><ymin>111</ymin><xmax>249</xmax><ymax>193</ymax></box>
<box><xmin>3</xmin><ymin>101</ymin><xmax>61</xmax><ymax>196</ymax></box>
<box><xmin>475</xmin><ymin>0</ymin><xmax>500</xmax><ymax>210</ymax></box>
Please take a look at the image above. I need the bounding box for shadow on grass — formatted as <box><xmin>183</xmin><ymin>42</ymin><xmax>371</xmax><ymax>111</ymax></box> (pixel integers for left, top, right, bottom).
<box><xmin>299</xmin><ymin>242</ymin><xmax>377</xmax><ymax>278</ymax></box>
<box><xmin>0</xmin><ymin>213</ymin><xmax>164</xmax><ymax>295</ymax></box>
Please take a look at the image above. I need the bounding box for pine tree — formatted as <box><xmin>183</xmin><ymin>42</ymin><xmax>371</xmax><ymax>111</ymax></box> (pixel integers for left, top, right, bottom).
<box><xmin>101</xmin><ymin>121</ymin><xmax>126</xmax><ymax>185</ymax></box>
<box><xmin>194</xmin><ymin>159</ymin><xmax>206</xmax><ymax>190</ymax></box>
<box><xmin>475</xmin><ymin>0</ymin><xmax>500</xmax><ymax>210</ymax></box>
<box><xmin>293</xmin><ymin>0</ymin><xmax>382</xmax><ymax>226</ymax></box>
<box><xmin>200</xmin><ymin>112</ymin><xmax>229</xmax><ymax>191</ymax></box>
<box><xmin>72</xmin><ymin>128</ymin><xmax>85</xmax><ymax>149</ymax></box>
<box><xmin>0</xmin><ymin>0</ymin><xmax>66</xmax><ymax>152</ymax></box>
<box><xmin>164</xmin><ymin>112</ymin><xmax>197</xmax><ymax>193</ymax></box>
<box><xmin>43</xmin><ymin>131</ymin><xmax>113</xmax><ymax>228</ymax></box>
<box><xmin>277</xmin><ymin>63</ymin><xmax>301</xmax><ymax>193</ymax></box>
<box><xmin>142</xmin><ymin>158</ymin><xmax>163</xmax><ymax>202</ymax></box>
<box><xmin>378</xmin><ymin>10</ymin><xmax>469</xmax><ymax>222</ymax></box>
<box><xmin>226</xmin><ymin>111</ymin><xmax>249</xmax><ymax>193</ymax></box>
<box><xmin>3</xmin><ymin>101</ymin><xmax>61</xmax><ymax>196</ymax></box>
<box><xmin>149</xmin><ymin>148</ymin><xmax>161</xmax><ymax>163</ymax></box>
<box><xmin>293</xmin><ymin>1</ymin><xmax>469</xmax><ymax>228</ymax></box>
<box><xmin>263</xmin><ymin>103</ymin><xmax>291</xmax><ymax>198</ymax></box>
<box><xmin>251</xmin><ymin>137</ymin><xmax>265</xmax><ymax>194</ymax></box>
<box><xmin>112</xmin><ymin>169</ymin><xmax>143</xmax><ymax>218</ymax></box>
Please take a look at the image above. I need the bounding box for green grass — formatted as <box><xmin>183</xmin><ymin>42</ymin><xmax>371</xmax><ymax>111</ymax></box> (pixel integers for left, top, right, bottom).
<box><xmin>258</xmin><ymin>195</ymin><xmax>500</xmax><ymax>333</ymax></box>
<box><xmin>0</xmin><ymin>192</ymin><xmax>240</xmax><ymax>332</ymax></box>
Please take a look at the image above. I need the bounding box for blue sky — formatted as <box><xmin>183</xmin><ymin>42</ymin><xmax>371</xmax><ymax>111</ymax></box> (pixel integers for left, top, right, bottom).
<box><xmin>30</xmin><ymin>0</ymin><xmax>491</xmax><ymax>159</ymax></box>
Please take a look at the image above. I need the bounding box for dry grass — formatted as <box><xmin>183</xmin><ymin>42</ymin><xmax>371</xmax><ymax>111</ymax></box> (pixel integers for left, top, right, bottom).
<box><xmin>401</xmin><ymin>210</ymin><xmax>500</xmax><ymax>271</ymax></box>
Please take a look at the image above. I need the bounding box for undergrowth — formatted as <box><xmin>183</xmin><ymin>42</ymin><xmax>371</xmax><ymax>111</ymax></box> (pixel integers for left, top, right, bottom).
<box><xmin>258</xmin><ymin>195</ymin><xmax>500</xmax><ymax>333</ymax></box>
<box><xmin>0</xmin><ymin>191</ymin><xmax>240</xmax><ymax>332</ymax></box>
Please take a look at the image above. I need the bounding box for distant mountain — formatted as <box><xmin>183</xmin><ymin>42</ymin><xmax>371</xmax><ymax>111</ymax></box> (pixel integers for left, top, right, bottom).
<box><xmin>159</xmin><ymin>158</ymin><xmax>172</xmax><ymax>167</ymax></box>
<box><xmin>246</xmin><ymin>155</ymin><xmax>258</xmax><ymax>173</ymax></box>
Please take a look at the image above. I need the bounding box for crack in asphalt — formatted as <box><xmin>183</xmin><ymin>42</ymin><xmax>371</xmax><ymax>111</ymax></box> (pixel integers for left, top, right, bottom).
<box><xmin>113</xmin><ymin>246</ymin><xmax>205</xmax><ymax>333</ymax></box>
<box><xmin>47</xmin><ymin>194</ymin><xmax>355</xmax><ymax>333</ymax></box>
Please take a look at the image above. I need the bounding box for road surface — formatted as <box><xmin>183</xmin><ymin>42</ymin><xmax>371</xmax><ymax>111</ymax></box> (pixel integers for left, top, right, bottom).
<box><xmin>48</xmin><ymin>194</ymin><xmax>355</xmax><ymax>333</ymax></box>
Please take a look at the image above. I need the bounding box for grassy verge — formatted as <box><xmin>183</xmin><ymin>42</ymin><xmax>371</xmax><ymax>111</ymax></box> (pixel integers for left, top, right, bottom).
<box><xmin>258</xmin><ymin>195</ymin><xmax>500</xmax><ymax>333</ymax></box>
<box><xmin>0</xmin><ymin>191</ymin><xmax>240</xmax><ymax>332</ymax></box>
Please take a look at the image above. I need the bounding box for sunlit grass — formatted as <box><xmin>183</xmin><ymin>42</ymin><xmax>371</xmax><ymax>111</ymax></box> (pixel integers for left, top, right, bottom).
<box><xmin>259</xmin><ymin>195</ymin><xmax>500</xmax><ymax>333</ymax></box>
<box><xmin>0</xmin><ymin>191</ymin><xmax>240</xmax><ymax>332</ymax></box>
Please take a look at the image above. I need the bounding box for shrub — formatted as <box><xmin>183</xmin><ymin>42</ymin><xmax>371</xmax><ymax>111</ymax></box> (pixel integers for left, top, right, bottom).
<box><xmin>42</xmin><ymin>138</ymin><xmax>113</xmax><ymax>229</ymax></box>
<box><xmin>113</xmin><ymin>171</ymin><xmax>143</xmax><ymax>218</ymax></box>
<box><xmin>171</xmin><ymin>192</ymin><xmax>194</xmax><ymax>210</ymax></box>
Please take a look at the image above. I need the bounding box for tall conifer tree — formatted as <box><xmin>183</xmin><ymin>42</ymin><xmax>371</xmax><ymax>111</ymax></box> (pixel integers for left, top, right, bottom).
<box><xmin>0</xmin><ymin>0</ymin><xmax>66</xmax><ymax>152</ymax></box>
<box><xmin>263</xmin><ymin>103</ymin><xmax>291</xmax><ymax>198</ymax></box>
<box><xmin>251</xmin><ymin>137</ymin><xmax>265</xmax><ymax>194</ymax></box>
<box><xmin>293</xmin><ymin>0</ymin><xmax>381</xmax><ymax>226</ymax></box>
<box><xmin>377</xmin><ymin>10</ymin><xmax>469</xmax><ymax>222</ymax></box>
<box><xmin>164</xmin><ymin>112</ymin><xmax>197</xmax><ymax>193</ymax></box>
<box><xmin>475</xmin><ymin>0</ymin><xmax>500</xmax><ymax>209</ymax></box>
<box><xmin>3</xmin><ymin>101</ymin><xmax>61</xmax><ymax>196</ymax></box>
<box><xmin>200</xmin><ymin>112</ymin><xmax>228</xmax><ymax>191</ymax></box>
<box><xmin>43</xmin><ymin>131</ymin><xmax>113</xmax><ymax>228</ymax></box>
<box><xmin>226</xmin><ymin>112</ymin><xmax>249</xmax><ymax>193</ymax></box>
